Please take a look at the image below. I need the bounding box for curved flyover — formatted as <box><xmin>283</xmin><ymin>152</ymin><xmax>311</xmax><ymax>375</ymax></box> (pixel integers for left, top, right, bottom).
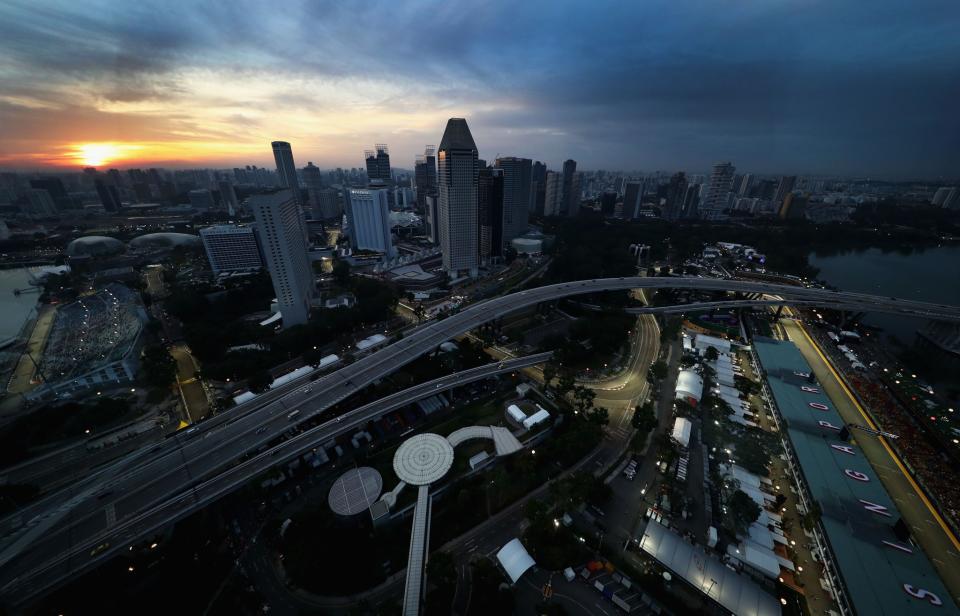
<box><xmin>5</xmin><ymin>277</ymin><xmax>960</xmax><ymax>604</ymax></box>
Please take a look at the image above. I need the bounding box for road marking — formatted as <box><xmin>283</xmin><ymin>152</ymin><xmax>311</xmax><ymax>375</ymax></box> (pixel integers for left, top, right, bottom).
<box><xmin>795</xmin><ymin>321</ymin><xmax>960</xmax><ymax>553</ymax></box>
<box><xmin>104</xmin><ymin>504</ymin><xmax>116</xmax><ymax>527</ymax></box>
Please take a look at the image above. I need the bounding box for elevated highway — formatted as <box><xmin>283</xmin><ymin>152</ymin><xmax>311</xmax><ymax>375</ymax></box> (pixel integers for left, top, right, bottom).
<box><xmin>3</xmin><ymin>276</ymin><xmax>960</xmax><ymax>605</ymax></box>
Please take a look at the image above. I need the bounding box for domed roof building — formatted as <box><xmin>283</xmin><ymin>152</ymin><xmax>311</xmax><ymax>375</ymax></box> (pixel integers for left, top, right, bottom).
<box><xmin>65</xmin><ymin>235</ymin><xmax>127</xmax><ymax>257</ymax></box>
<box><xmin>128</xmin><ymin>232</ymin><xmax>202</xmax><ymax>252</ymax></box>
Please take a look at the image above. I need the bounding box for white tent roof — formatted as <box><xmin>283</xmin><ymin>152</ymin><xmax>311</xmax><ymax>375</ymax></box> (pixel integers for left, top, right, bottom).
<box><xmin>497</xmin><ymin>538</ymin><xmax>536</xmax><ymax>583</ymax></box>
<box><xmin>675</xmin><ymin>370</ymin><xmax>704</xmax><ymax>402</ymax></box>
<box><xmin>671</xmin><ymin>417</ymin><xmax>693</xmax><ymax>447</ymax></box>
<box><xmin>506</xmin><ymin>404</ymin><xmax>527</xmax><ymax>423</ymax></box>
<box><xmin>522</xmin><ymin>408</ymin><xmax>551</xmax><ymax>430</ymax></box>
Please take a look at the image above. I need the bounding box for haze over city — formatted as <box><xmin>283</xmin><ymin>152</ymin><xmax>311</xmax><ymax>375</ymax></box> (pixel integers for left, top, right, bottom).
<box><xmin>2</xmin><ymin>0</ymin><xmax>959</xmax><ymax>177</ymax></box>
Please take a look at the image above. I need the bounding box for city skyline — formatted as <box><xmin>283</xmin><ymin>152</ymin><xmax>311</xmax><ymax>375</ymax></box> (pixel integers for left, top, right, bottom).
<box><xmin>1</xmin><ymin>1</ymin><xmax>959</xmax><ymax>178</ymax></box>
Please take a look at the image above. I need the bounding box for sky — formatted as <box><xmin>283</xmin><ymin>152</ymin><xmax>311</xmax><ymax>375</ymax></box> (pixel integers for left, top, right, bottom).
<box><xmin>1</xmin><ymin>0</ymin><xmax>958</xmax><ymax>178</ymax></box>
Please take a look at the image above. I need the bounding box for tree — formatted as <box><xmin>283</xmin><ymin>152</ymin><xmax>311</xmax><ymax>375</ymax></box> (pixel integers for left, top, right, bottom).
<box><xmin>247</xmin><ymin>370</ymin><xmax>272</xmax><ymax>393</ymax></box>
<box><xmin>587</xmin><ymin>406</ymin><xmax>609</xmax><ymax>426</ymax></box>
<box><xmin>542</xmin><ymin>363</ymin><xmax>558</xmax><ymax>390</ymax></box>
<box><xmin>556</xmin><ymin>372</ymin><xmax>576</xmax><ymax>398</ymax></box>
<box><xmin>333</xmin><ymin>259</ymin><xmax>351</xmax><ymax>286</ymax></box>
<box><xmin>727</xmin><ymin>490</ymin><xmax>761</xmax><ymax>535</ymax></box>
<box><xmin>572</xmin><ymin>385</ymin><xmax>596</xmax><ymax>414</ymax></box>
<box><xmin>704</xmin><ymin>346</ymin><xmax>720</xmax><ymax>361</ymax></box>
<box><xmin>647</xmin><ymin>360</ymin><xmax>667</xmax><ymax>383</ymax></box>
<box><xmin>631</xmin><ymin>402</ymin><xmax>657</xmax><ymax>436</ymax></box>
<box><xmin>140</xmin><ymin>344</ymin><xmax>176</xmax><ymax>389</ymax></box>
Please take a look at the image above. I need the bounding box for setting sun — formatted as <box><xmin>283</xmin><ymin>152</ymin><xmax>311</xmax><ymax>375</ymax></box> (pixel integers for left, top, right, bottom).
<box><xmin>77</xmin><ymin>143</ymin><xmax>121</xmax><ymax>167</ymax></box>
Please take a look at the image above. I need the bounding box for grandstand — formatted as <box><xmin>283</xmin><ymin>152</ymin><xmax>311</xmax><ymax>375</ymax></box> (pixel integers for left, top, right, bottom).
<box><xmin>29</xmin><ymin>284</ymin><xmax>146</xmax><ymax>400</ymax></box>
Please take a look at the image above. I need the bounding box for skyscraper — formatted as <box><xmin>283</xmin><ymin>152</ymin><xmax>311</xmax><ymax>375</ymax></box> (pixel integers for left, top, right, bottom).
<box><xmin>217</xmin><ymin>179</ymin><xmax>239</xmax><ymax>215</ymax></box>
<box><xmin>200</xmin><ymin>225</ymin><xmax>263</xmax><ymax>275</ymax></box>
<box><xmin>250</xmin><ymin>190</ymin><xmax>314</xmax><ymax>326</ymax></box>
<box><xmin>437</xmin><ymin>118</ymin><xmax>479</xmax><ymax>276</ymax></box>
<box><xmin>561</xmin><ymin>159</ymin><xmax>578</xmax><ymax>216</ymax></box>
<box><xmin>271</xmin><ymin>141</ymin><xmax>302</xmax><ymax>205</ymax></box>
<box><xmin>623</xmin><ymin>181</ymin><xmax>644</xmax><ymax>220</ymax></box>
<box><xmin>701</xmin><ymin>162</ymin><xmax>735</xmax><ymax>220</ymax></box>
<box><xmin>773</xmin><ymin>175</ymin><xmax>797</xmax><ymax>208</ymax></box>
<box><xmin>662</xmin><ymin>172</ymin><xmax>688</xmax><ymax>221</ymax></box>
<box><xmin>531</xmin><ymin>161</ymin><xmax>547</xmax><ymax>215</ymax></box>
<box><xmin>346</xmin><ymin>188</ymin><xmax>395</xmax><ymax>257</ymax></box>
<box><xmin>29</xmin><ymin>178</ymin><xmax>69</xmax><ymax>210</ymax></box>
<box><xmin>364</xmin><ymin>144</ymin><xmax>392</xmax><ymax>183</ymax></box>
<box><xmin>189</xmin><ymin>189</ymin><xmax>214</xmax><ymax>211</ymax></box>
<box><xmin>94</xmin><ymin>179</ymin><xmax>121</xmax><ymax>212</ymax></box>
<box><xmin>22</xmin><ymin>189</ymin><xmax>59</xmax><ymax>219</ymax></box>
<box><xmin>302</xmin><ymin>162</ymin><xmax>325</xmax><ymax>219</ymax></box>
<box><xmin>414</xmin><ymin>146</ymin><xmax>437</xmax><ymax>211</ymax></box>
<box><xmin>494</xmin><ymin>157</ymin><xmax>532</xmax><ymax>244</ymax></box>
<box><xmin>478</xmin><ymin>167</ymin><xmax>504</xmax><ymax>262</ymax></box>
<box><xmin>544</xmin><ymin>171</ymin><xmax>562</xmax><ymax>216</ymax></box>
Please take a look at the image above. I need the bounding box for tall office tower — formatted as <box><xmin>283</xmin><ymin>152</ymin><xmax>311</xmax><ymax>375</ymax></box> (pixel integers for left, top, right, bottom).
<box><xmin>600</xmin><ymin>191</ymin><xmax>617</xmax><ymax>215</ymax></box>
<box><xmin>662</xmin><ymin>172</ymin><xmax>688</xmax><ymax>221</ymax></box>
<box><xmin>159</xmin><ymin>181</ymin><xmax>177</xmax><ymax>204</ymax></box>
<box><xmin>568</xmin><ymin>172</ymin><xmax>582</xmax><ymax>217</ymax></box>
<box><xmin>271</xmin><ymin>141</ymin><xmax>302</xmax><ymax>205</ymax></box>
<box><xmin>543</xmin><ymin>171</ymin><xmax>562</xmax><ymax>216</ymax></box>
<box><xmin>425</xmin><ymin>194</ymin><xmax>440</xmax><ymax>244</ymax></box>
<box><xmin>931</xmin><ymin>187</ymin><xmax>953</xmax><ymax>206</ymax></box>
<box><xmin>29</xmin><ymin>178</ymin><xmax>69</xmax><ymax>209</ymax></box>
<box><xmin>346</xmin><ymin>188</ymin><xmax>395</xmax><ymax>258</ymax></box>
<box><xmin>531</xmin><ymin>161</ymin><xmax>547</xmax><ymax>214</ymax></box>
<box><xmin>218</xmin><ymin>180</ymin><xmax>239</xmax><ymax>215</ymax></box>
<box><xmin>249</xmin><ymin>190</ymin><xmax>314</xmax><ymax>326</ymax></box>
<box><xmin>22</xmin><ymin>189</ymin><xmax>59</xmax><ymax>219</ymax></box>
<box><xmin>773</xmin><ymin>175</ymin><xmax>797</xmax><ymax>207</ymax></box>
<box><xmin>701</xmin><ymin>162</ymin><xmax>735</xmax><ymax>220</ymax></box>
<box><xmin>315</xmin><ymin>188</ymin><xmax>341</xmax><ymax>220</ymax></box>
<box><xmin>622</xmin><ymin>181</ymin><xmax>644</xmax><ymax>219</ymax></box>
<box><xmin>189</xmin><ymin>188</ymin><xmax>215</xmax><ymax>211</ymax></box>
<box><xmin>494</xmin><ymin>157</ymin><xmax>532</xmax><ymax>244</ymax></box>
<box><xmin>682</xmin><ymin>184</ymin><xmax>701</xmax><ymax>219</ymax></box>
<box><xmin>106</xmin><ymin>168</ymin><xmax>125</xmax><ymax>188</ymax></box>
<box><xmin>561</xmin><ymin>159</ymin><xmax>578</xmax><ymax>215</ymax></box>
<box><xmin>414</xmin><ymin>146</ymin><xmax>438</xmax><ymax>210</ymax></box>
<box><xmin>478</xmin><ymin>167</ymin><xmax>504</xmax><ymax>262</ymax></box>
<box><xmin>302</xmin><ymin>162</ymin><xmax>325</xmax><ymax>219</ymax></box>
<box><xmin>199</xmin><ymin>225</ymin><xmax>263</xmax><ymax>275</ymax></box>
<box><xmin>778</xmin><ymin>193</ymin><xmax>807</xmax><ymax>220</ymax></box>
<box><xmin>736</xmin><ymin>173</ymin><xmax>753</xmax><ymax>196</ymax></box>
<box><xmin>437</xmin><ymin>118</ymin><xmax>479</xmax><ymax>276</ymax></box>
<box><xmin>364</xmin><ymin>144</ymin><xmax>392</xmax><ymax>183</ymax></box>
<box><xmin>942</xmin><ymin>187</ymin><xmax>960</xmax><ymax>210</ymax></box>
<box><xmin>394</xmin><ymin>186</ymin><xmax>415</xmax><ymax>209</ymax></box>
<box><xmin>94</xmin><ymin>179</ymin><xmax>121</xmax><ymax>212</ymax></box>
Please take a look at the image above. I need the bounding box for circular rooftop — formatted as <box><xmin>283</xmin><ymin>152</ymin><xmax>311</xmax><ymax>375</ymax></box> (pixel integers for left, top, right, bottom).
<box><xmin>393</xmin><ymin>433</ymin><xmax>454</xmax><ymax>486</ymax></box>
<box><xmin>328</xmin><ymin>467</ymin><xmax>383</xmax><ymax>516</ymax></box>
<box><xmin>129</xmin><ymin>232</ymin><xmax>201</xmax><ymax>251</ymax></box>
<box><xmin>65</xmin><ymin>235</ymin><xmax>126</xmax><ymax>257</ymax></box>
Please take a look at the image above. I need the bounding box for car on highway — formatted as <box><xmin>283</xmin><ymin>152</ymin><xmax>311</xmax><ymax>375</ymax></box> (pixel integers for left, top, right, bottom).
<box><xmin>90</xmin><ymin>542</ymin><xmax>110</xmax><ymax>557</ymax></box>
<box><xmin>286</xmin><ymin>410</ymin><xmax>301</xmax><ymax>421</ymax></box>
<box><xmin>256</xmin><ymin>426</ymin><xmax>268</xmax><ymax>434</ymax></box>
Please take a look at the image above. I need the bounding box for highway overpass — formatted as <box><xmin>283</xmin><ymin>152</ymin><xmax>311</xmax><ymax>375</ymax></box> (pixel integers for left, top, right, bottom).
<box><xmin>3</xmin><ymin>276</ymin><xmax>960</xmax><ymax>605</ymax></box>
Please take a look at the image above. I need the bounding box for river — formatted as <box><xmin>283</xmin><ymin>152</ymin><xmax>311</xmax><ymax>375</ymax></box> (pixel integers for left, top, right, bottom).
<box><xmin>809</xmin><ymin>244</ymin><xmax>960</xmax><ymax>346</ymax></box>
<box><xmin>0</xmin><ymin>268</ymin><xmax>43</xmax><ymax>346</ymax></box>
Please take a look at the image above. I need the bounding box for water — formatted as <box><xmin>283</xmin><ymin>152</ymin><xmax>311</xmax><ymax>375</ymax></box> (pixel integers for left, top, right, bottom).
<box><xmin>809</xmin><ymin>244</ymin><xmax>960</xmax><ymax>346</ymax></box>
<box><xmin>0</xmin><ymin>268</ymin><xmax>42</xmax><ymax>344</ymax></box>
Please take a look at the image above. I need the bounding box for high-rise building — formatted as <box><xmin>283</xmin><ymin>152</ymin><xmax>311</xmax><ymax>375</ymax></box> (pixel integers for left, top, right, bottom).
<box><xmin>29</xmin><ymin>178</ymin><xmax>70</xmax><ymax>209</ymax></box>
<box><xmin>773</xmin><ymin>175</ymin><xmax>797</xmax><ymax>208</ymax></box>
<box><xmin>682</xmin><ymin>183</ymin><xmax>701</xmax><ymax>219</ymax></box>
<box><xmin>701</xmin><ymin>162</ymin><xmax>735</xmax><ymax>220</ymax></box>
<box><xmin>561</xmin><ymin>159</ymin><xmax>578</xmax><ymax>216</ymax></box>
<box><xmin>600</xmin><ymin>191</ymin><xmax>617</xmax><ymax>215</ymax></box>
<box><xmin>218</xmin><ymin>180</ymin><xmax>239</xmax><ymax>215</ymax></box>
<box><xmin>932</xmin><ymin>187</ymin><xmax>953</xmax><ymax>206</ymax></box>
<box><xmin>494</xmin><ymin>157</ymin><xmax>532</xmax><ymax>244</ymax></box>
<box><xmin>623</xmin><ymin>181</ymin><xmax>644</xmax><ymax>219</ymax></box>
<box><xmin>941</xmin><ymin>187</ymin><xmax>960</xmax><ymax>210</ymax></box>
<box><xmin>249</xmin><ymin>190</ymin><xmax>315</xmax><ymax>326</ymax></box>
<box><xmin>22</xmin><ymin>189</ymin><xmax>59</xmax><ymax>219</ymax></box>
<box><xmin>200</xmin><ymin>225</ymin><xmax>263</xmax><ymax>275</ymax></box>
<box><xmin>271</xmin><ymin>141</ymin><xmax>302</xmax><ymax>205</ymax></box>
<box><xmin>425</xmin><ymin>194</ymin><xmax>440</xmax><ymax>244</ymax></box>
<box><xmin>736</xmin><ymin>173</ymin><xmax>753</xmax><ymax>196</ymax></box>
<box><xmin>364</xmin><ymin>144</ymin><xmax>392</xmax><ymax>183</ymax></box>
<box><xmin>544</xmin><ymin>171</ymin><xmax>562</xmax><ymax>216</ymax></box>
<box><xmin>346</xmin><ymin>188</ymin><xmax>395</xmax><ymax>257</ymax></box>
<box><xmin>662</xmin><ymin>172</ymin><xmax>688</xmax><ymax>221</ymax></box>
<box><xmin>414</xmin><ymin>146</ymin><xmax>437</xmax><ymax>211</ymax></box>
<box><xmin>302</xmin><ymin>162</ymin><xmax>325</xmax><ymax>219</ymax></box>
<box><xmin>437</xmin><ymin>118</ymin><xmax>479</xmax><ymax>276</ymax></box>
<box><xmin>189</xmin><ymin>189</ymin><xmax>215</xmax><ymax>211</ymax></box>
<box><xmin>532</xmin><ymin>161</ymin><xmax>547</xmax><ymax>214</ymax></box>
<box><xmin>394</xmin><ymin>186</ymin><xmax>415</xmax><ymax>209</ymax></box>
<box><xmin>95</xmin><ymin>179</ymin><xmax>121</xmax><ymax>212</ymax></box>
<box><xmin>314</xmin><ymin>188</ymin><xmax>341</xmax><ymax>220</ymax></box>
<box><xmin>478</xmin><ymin>167</ymin><xmax>504</xmax><ymax>262</ymax></box>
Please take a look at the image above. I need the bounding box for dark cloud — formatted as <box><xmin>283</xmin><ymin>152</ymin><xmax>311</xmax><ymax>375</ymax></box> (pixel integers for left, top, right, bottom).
<box><xmin>1</xmin><ymin>0</ymin><xmax>958</xmax><ymax>176</ymax></box>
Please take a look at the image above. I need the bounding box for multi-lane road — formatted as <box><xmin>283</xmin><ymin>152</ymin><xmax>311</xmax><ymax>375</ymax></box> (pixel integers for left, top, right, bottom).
<box><xmin>3</xmin><ymin>276</ymin><xmax>960</xmax><ymax>606</ymax></box>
